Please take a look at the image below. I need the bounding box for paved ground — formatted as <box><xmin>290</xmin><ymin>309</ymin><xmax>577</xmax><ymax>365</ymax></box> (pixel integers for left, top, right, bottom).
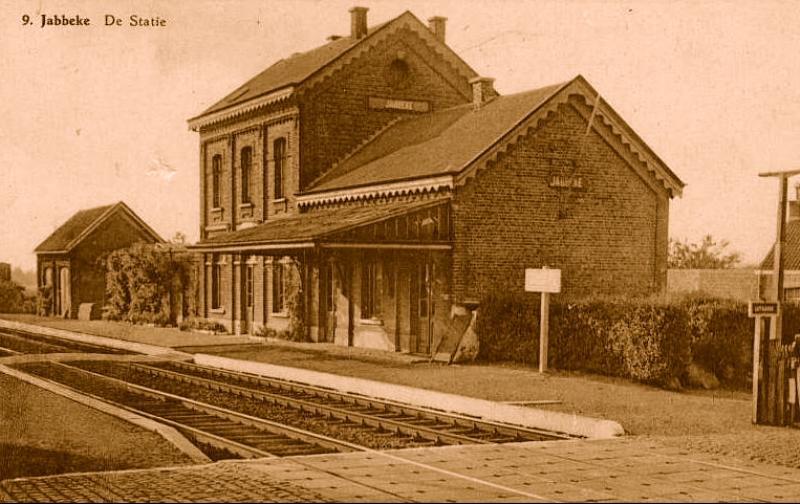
<box><xmin>2</xmin><ymin>317</ymin><xmax>800</xmax><ymax>502</ymax></box>
<box><xmin>4</xmin><ymin>438</ymin><xmax>800</xmax><ymax>502</ymax></box>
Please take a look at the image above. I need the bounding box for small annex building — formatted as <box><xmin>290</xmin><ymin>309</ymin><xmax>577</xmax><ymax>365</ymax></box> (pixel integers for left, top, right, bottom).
<box><xmin>188</xmin><ymin>8</ymin><xmax>685</xmax><ymax>357</ymax></box>
<box><xmin>34</xmin><ymin>201</ymin><xmax>164</xmax><ymax>318</ymax></box>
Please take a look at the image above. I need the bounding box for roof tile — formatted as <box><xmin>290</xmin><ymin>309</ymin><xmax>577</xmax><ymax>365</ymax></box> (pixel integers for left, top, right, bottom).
<box><xmin>306</xmin><ymin>83</ymin><xmax>565</xmax><ymax>193</ymax></box>
<box><xmin>199</xmin><ymin>197</ymin><xmax>448</xmax><ymax>247</ymax></box>
<box><xmin>35</xmin><ymin>205</ymin><xmax>114</xmax><ymax>253</ymax></box>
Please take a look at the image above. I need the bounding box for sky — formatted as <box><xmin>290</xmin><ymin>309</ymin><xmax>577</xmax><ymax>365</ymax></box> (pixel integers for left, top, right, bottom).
<box><xmin>2</xmin><ymin>0</ymin><xmax>800</xmax><ymax>271</ymax></box>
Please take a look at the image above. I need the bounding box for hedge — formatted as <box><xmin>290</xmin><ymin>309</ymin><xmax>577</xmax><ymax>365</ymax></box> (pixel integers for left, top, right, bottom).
<box><xmin>473</xmin><ymin>291</ymin><xmax>800</xmax><ymax>390</ymax></box>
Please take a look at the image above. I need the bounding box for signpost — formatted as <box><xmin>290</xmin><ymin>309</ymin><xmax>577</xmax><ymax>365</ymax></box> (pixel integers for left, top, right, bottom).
<box><xmin>525</xmin><ymin>267</ymin><xmax>561</xmax><ymax>373</ymax></box>
<box><xmin>748</xmin><ymin>300</ymin><xmax>779</xmax><ymax>423</ymax></box>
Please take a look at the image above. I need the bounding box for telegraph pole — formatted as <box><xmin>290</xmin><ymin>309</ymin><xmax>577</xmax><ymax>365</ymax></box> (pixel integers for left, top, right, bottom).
<box><xmin>758</xmin><ymin>168</ymin><xmax>800</xmax><ymax>340</ymax></box>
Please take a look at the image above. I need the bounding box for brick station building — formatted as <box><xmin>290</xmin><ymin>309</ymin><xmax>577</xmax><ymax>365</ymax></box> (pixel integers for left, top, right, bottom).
<box><xmin>188</xmin><ymin>8</ymin><xmax>684</xmax><ymax>357</ymax></box>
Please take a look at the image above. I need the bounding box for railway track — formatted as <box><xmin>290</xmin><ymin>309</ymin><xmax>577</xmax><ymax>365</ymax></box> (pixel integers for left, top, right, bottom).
<box><xmin>16</xmin><ymin>361</ymin><xmax>361</xmax><ymax>460</ymax></box>
<box><xmin>69</xmin><ymin>359</ymin><xmax>574</xmax><ymax>447</ymax></box>
<box><xmin>0</xmin><ymin>346</ymin><xmax>20</xmax><ymax>357</ymax></box>
<box><xmin>0</xmin><ymin>329</ymin><xmax>131</xmax><ymax>355</ymax></box>
<box><xmin>6</xmin><ymin>327</ymin><xmax>573</xmax><ymax>461</ymax></box>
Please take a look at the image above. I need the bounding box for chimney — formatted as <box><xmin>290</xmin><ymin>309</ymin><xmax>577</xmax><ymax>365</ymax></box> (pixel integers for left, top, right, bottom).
<box><xmin>469</xmin><ymin>76</ymin><xmax>496</xmax><ymax>110</ymax></box>
<box><xmin>349</xmin><ymin>6</ymin><xmax>368</xmax><ymax>39</ymax></box>
<box><xmin>791</xmin><ymin>184</ymin><xmax>800</xmax><ymax>222</ymax></box>
<box><xmin>428</xmin><ymin>16</ymin><xmax>447</xmax><ymax>43</ymax></box>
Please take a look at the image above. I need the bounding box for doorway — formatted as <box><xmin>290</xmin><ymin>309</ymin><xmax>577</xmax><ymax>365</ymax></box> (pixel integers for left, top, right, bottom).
<box><xmin>58</xmin><ymin>267</ymin><xmax>70</xmax><ymax>317</ymax></box>
<box><xmin>410</xmin><ymin>261</ymin><xmax>434</xmax><ymax>355</ymax></box>
<box><xmin>319</xmin><ymin>262</ymin><xmax>336</xmax><ymax>342</ymax></box>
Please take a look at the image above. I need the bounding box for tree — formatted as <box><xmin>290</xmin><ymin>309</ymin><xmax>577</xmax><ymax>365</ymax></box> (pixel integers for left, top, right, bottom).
<box><xmin>668</xmin><ymin>235</ymin><xmax>742</xmax><ymax>269</ymax></box>
<box><xmin>169</xmin><ymin>231</ymin><xmax>187</xmax><ymax>245</ymax></box>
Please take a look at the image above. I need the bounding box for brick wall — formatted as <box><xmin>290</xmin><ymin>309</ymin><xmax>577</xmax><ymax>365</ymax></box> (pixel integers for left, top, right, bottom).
<box><xmin>452</xmin><ymin>100</ymin><xmax>670</xmax><ymax>302</ymax></box>
<box><xmin>298</xmin><ymin>27</ymin><xmax>471</xmax><ymax>188</ymax></box>
<box><xmin>667</xmin><ymin>268</ymin><xmax>759</xmax><ymax>301</ymax></box>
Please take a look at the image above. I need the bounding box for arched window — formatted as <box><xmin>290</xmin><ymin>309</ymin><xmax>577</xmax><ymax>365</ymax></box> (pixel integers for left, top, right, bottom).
<box><xmin>240</xmin><ymin>147</ymin><xmax>252</xmax><ymax>203</ymax></box>
<box><xmin>273</xmin><ymin>138</ymin><xmax>286</xmax><ymax>199</ymax></box>
<box><xmin>212</xmin><ymin>154</ymin><xmax>222</xmax><ymax>208</ymax></box>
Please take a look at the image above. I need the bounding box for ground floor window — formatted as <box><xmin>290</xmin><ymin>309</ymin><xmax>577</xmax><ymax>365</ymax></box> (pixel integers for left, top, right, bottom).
<box><xmin>361</xmin><ymin>259</ymin><xmax>380</xmax><ymax>319</ymax></box>
<box><xmin>272</xmin><ymin>260</ymin><xmax>285</xmax><ymax>313</ymax></box>
<box><xmin>246</xmin><ymin>264</ymin><xmax>254</xmax><ymax>308</ymax></box>
<box><xmin>211</xmin><ymin>256</ymin><xmax>222</xmax><ymax>309</ymax></box>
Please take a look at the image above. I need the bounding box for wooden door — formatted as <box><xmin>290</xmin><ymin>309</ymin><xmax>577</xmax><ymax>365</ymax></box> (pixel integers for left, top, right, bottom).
<box><xmin>319</xmin><ymin>262</ymin><xmax>337</xmax><ymax>342</ymax></box>
<box><xmin>411</xmin><ymin>262</ymin><xmax>434</xmax><ymax>355</ymax></box>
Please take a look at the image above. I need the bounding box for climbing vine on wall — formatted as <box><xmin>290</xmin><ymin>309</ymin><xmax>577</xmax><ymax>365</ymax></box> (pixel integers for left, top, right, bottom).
<box><xmin>102</xmin><ymin>242</ymin><xmax>197</xmax><ymax>326</ymax></box>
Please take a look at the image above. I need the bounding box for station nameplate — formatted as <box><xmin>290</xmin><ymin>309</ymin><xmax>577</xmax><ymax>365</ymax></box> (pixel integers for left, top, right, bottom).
<box><xmin>748</xmin><ymin>301</ymin><xmax>779</xmax><ymax>317</ymax></box>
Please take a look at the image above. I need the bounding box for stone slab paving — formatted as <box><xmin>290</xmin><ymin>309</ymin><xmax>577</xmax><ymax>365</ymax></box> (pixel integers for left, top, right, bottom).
<box><xmin>4</xmin><ymin>437</ymin><xmax>800</xmax><ymax>502</ymax></box>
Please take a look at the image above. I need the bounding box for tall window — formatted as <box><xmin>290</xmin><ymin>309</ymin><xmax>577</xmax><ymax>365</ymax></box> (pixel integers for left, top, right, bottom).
<box><xmin>361</xmin><ymin>260</ymin><xmax>380</xmax><ymax>319</ymax></box>
<box><xmin>272</xmin><ymin>261</ymin><xmax>285</xmax><ymax>313</ymax></box>
<box><xmin>245</xmin><ymin>263</ymin><xmax>254</xmax><ymax>308</ymax></box>
<box><xmin>211</xmin><ymin>256</ymin><xmax>222</xmax><ymax>309</ymax></box>
<box><xmin>240</xmin><ymin>147</ymin><xmax>252</xmax><ymax>203</ymax></box>
<box><xmin>212</xmin><ymin>155</ymin><xmax>222</xmax><ymax>208</ymax></box>
<box><xmin>273</xmin><ymin>138</ymin><xmax>286</xmax><ymax>199</ymax></box>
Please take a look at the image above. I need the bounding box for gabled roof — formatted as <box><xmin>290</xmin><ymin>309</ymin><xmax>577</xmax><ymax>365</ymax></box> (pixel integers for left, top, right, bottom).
<box><xmin>300</xmin><ymin>75</ymin><xmax>685</xmax><ymax>204</ymax></box>
<box><xmin>35</xmin><ymin>201</ymin><xmax>163</xmax><ymax>254</ymax></box>
<box><xmin>307</xmin><ymin>83</ymin><xmax>564</xmax><ymax>193</ymax></box>
<box><xmin>760</xmin><ymin>219</ymin><xmax>800</xmax><ymax>270</ymax></box>
<box><xmin>189</xmin><ymin>11</ymin><xmax>477</xmax><ymax>129</ymax></box>
<box><xmin>198</xmin><ymin>29</ymin><xmax>378</xmax><ymax>118</ymax></box>
<box><xmin>192</xmin><ymin>197</ymin><xmax>448</xmax><ymax>251</ymax></box>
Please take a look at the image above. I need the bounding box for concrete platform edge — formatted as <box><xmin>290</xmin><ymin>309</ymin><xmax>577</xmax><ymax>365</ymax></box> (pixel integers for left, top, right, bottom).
<box><xmin>195</xmin><ymin>353</ymin><xmax>625</xmax><ymax>439</ymax></box>
<box><xmin>0</xmin><ymin>319</ymin><xmax>192</xmax><ymax>359</ymax></box>
<box><xmin>0</xmin><ymin>364</ymin><xmax>211</xmax><ymax>464</ymax></box>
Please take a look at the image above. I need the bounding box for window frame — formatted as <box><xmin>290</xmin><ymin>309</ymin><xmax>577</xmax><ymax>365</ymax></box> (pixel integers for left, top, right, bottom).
<box><xmin>245</xmin><ymin>263</ymin><xmax>254</xmax><ymax>308</ymax></box>
<box><xmin>211</xmin><ymin>154</ymin><xmax>222</xmax><ymax>209</ymax></box>
<box><xmin>240</xmin><ymin>146</ymin><xmax>252</xmax><ymax>204</ymax></box>
<box><xmin>211</xmin><ymin>256</ymin><xmax>222</xmax><ymax>310</ymax></box>
<box><xmin>273</xmin><ymin>138</ymin><xmax>286</xmax><ymax>200</ymax></box>
<box><xmin>361</xmin><ymin>259</ymin><xmax>380</xmax><ymax>320</ymax></box>
<box><xmin>272</xmin><ymin>260</ymin><xmax>285</xmax><ymax>314</ymax></box>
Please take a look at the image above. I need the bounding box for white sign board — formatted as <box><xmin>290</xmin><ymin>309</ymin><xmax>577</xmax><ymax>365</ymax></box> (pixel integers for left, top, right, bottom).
<box><xmin>525</xmin><ymin>268</ymin><xmax>561</xmax><ymax>293</ymax></box>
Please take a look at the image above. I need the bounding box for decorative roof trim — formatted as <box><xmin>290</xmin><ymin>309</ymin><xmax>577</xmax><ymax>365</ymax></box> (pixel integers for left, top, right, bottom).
<box><xmin>320</xmin><ymin>242</ymin><xmax>452</xmax><ymax>251</ymax></box>
<box><xmin>189</xmin><ymin>241</ymin><xmax>316</xmax><ymax>253</ymax></box>
<box><xmin>297</xmin><ymin>175</ymin><xmax>453</xmax><ymax>208</ymax></box>
<box><xmin>188</xmin><ymin>87</ymin><xmax>295</xmax><ymax>131</ymax></box>
<box><xmin>298</xmin><ymin>12</ymin><xmax>477</xmax><ymax>101</ymax></box>
<box><xmin>454</xmin><ymin>76</ymin><xmax>684</xmax><ymax>197</ymax></box>
<box><xmin>59</xmin><ymin>202</ymin><xmax>163</xmax><ymax>254</ymax></box>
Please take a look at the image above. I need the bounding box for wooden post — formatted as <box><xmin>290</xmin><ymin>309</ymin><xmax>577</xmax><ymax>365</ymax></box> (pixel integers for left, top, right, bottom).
<box><xmin>525</xmin><ymin>267</ymin><xmax>560</xmax><ymax>374</ymax></box>
<box><xmin>759</xmin><ymin>169</ymin><xmax>800</xmax><ymax>340</ymax></box>
<box><xmin>773</xmin><ymin>174</ymin><xmax>788</xmax><ymax>341</ymax></box>
<box><xmin>539</xmin><ymin>292</ymin><xmax>550</xmax><ymax>373</ymax></box>
<box><xmin>752</xmin><ymin>316</ymin><xmax>762</xmax><ymax>423</ymax></box>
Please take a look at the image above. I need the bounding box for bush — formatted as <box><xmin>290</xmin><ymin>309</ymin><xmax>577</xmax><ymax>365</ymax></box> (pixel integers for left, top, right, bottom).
<box><xmin>475</xmin><ymin>292</ymin><xmax>692</xmax><ymax>388</ymax></box>
<box><xmin>102</xmin><ymin>243</ymin><xmax>197</xmax><ymax>326</ymax></box>
<box><xmin>474</xmin><ymin>291</ymin><xmax>539</xmax><ymax>364</ymax></box>
<box><xmin>681</xmin><ymin>297</ymin><xmax>752</xmax><ymax>388</ymax></box>
<box><xmin>0</xmin><ymin>279</ymin><xmax>30</xmax><ymax>313</ymax></box>
<box><xmin>178</xmin><ymin>318</ymin><xmax>227</xmax><ymax>333</ymax></box>
<box><xmin>610</xmin><ymin>303</ymin><xmax>690</xmax><ymax>386</ymax></box>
